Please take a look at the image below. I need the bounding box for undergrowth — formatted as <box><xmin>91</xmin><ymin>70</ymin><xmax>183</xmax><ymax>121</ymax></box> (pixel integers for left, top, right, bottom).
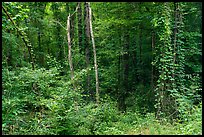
<box><xmin>2</xmin><ymin>67</ymin><xmax>202</xmax><ymax>135</ymax></box>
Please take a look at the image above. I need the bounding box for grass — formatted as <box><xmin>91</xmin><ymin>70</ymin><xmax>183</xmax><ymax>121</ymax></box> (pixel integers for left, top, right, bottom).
<box><xmin>2</xmin><ymin>100</ymin><xmax>202</xmax><ymax>135</ymax></box>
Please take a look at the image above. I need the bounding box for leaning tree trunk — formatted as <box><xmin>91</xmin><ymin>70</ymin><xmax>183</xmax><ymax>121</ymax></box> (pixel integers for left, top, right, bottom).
<box><xmin>88</xmin><ymin>2</ymin><xmax>100</xmax><ymax>105</ymax></box>
<box><xmin>2</xmin><ymin>5</ymin><xmax>35</xmax><ymax>70</ymax></box>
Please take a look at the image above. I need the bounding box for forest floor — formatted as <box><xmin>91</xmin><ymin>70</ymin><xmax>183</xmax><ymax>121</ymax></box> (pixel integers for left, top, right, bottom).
<box><xmin>2</xmin><ymin>101</ymin><xmax>202</xmax><ymax>135</ymax></box>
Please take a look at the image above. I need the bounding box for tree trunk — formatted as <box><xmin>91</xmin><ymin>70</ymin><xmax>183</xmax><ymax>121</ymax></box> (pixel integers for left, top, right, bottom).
<box><xmin>151</xmin><ymin>31</ymin><xmax>155</xmax><ymax>89</ymax></box>
<box><xmin>2</xmin><ymin>6</ymin><xmax>35</xmax><ymax>70</ymax></box>
<box><xmin>139</xmin><ymin>25</ymin><xmax>143</xmax><ymax>83</ymax></box>
<box><xmin>117</xmin><ymin>54</ymin><xmax>121</xmax><ymax>99</ymax></box>
<box><xmin>78</xmin><ymin>2</ymin><xmax>83</xmax><ymax>54</ymax></box>
<box><xmin>123</xmin><ymin>33</ymin><xmax>129</xmax><ymax>112</ymax></box>
<box><xmin>118</xmin><ymin>30</ymin><xmax>129</xmax><ymax>112</ymax></box>
<box><xmin>57</xmin><ymin>25</ymin><xmax>63</xmax><ymax>67</ymax></box>
<box><xmin>88</xmin><ymin>2</ymin><xmax>100</xmax><ymax>105</ymax></box>
<box><xmin>173</xmin><ymin>2</ymin><xmax>178</xmax><ymax>80</ymax></box>
<box><xmin>67</xmin><ymin>14</ymin><xmax>75</xmax><ymax>84</ymax></box>
<box><xmin>35</xmin><ymin>3</ymin><xmax>43</xmax><ymax>67</ymax></box>
<box><xmin>7</xmin><ymin>30</ymin><xmax>12</xmax><ymax>68</ymax></box>
<box><xmin>71</xmin><ymin>11</ymin><xmax>75</xmax><ymax>44</ymax></box>
<box><xmin>84</xmin><ymin>2</ymin><xmax>91</xmax><ymax>100</ymax></box>
<box><xmin>139</xmin><ymin>26</ymin><xmax>142</xmax><ymax>64</ymax></box>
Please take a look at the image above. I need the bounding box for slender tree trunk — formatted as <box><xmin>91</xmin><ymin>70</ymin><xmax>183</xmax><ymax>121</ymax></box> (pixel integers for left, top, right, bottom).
<box><xmin>78</xmin><ymin>2</ymin><xmax>83</xmax><ymax>54</ymax></box>
<box><xmin>67</xmin><ymin>14</ymin><xmax>75</xmax><ymax>84</ymax></box>
<box><xmin>118</xmin><ymin>30</ymin><xmax>129</xmax><ymax>112</ymax></box>
<box><xmin>123</xmin><ymin>33</ymin><xmax>129</xmax><ymax>112</ymax></box>
<box><xmin>173</xmin><ymin>2</ymin><xmax>178</xmax><ymax>80</ymax></box>
<box><xmin>117</xmin><ymin>32</ymin><xmax>122</xmax><ymax>110</ymax></box>
<box><xmin>38</xmin><ymin>29</ymin><xmax>42</xmax><ymax>65</ymax></box>
<box><xmin>139</xmin><ymin>25</ymin><xmax>143</xmax><ymax>84</ymax></box>
<box><xmin>151</xmin><ymin>31</ymin><xmax>155</xmax><ymax>89</ymax></box>
<box><xmin>139</xmin><ymin>26</ymin><xmax>142</xmax><ymax>64</ymax></box>
<box><xmin>117</xmin><ymin>54</ymin><xmax>121</xmax><ymax>98</ymax></box>
<box><xmin>57</xmin><ymin>25</ymin><xmax>63</xmax><ymax>66</ymax></box>
<box><xmin>71</xmin><ymin>10</ymin><xmax>75</xmax><ymax>44</ymax></box>
<box><xmin>84</xmin><ymin>2</ymin><xmax>91</xmax><ymax>99</ymax></box>
<box><xmin>131</xmin><ymin>33</ymin><xmax>138</xmax><ymax>85</ymax></box>
<box><xmin>7</xmin><ymin>29</ymin><xmax>12</xmax><ymax>68</ymax></box>
<box><xmin>35</xmin><ymin>3</ymin><xmax>43</xmax><ymax>67</ymax></box>
<box><xmin>88</xmin><ymin>2</ymin><xmax>100</xmax><ymax>105</ymax></box>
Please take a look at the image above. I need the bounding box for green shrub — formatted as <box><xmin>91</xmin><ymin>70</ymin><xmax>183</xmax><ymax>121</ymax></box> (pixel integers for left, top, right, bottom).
<box><xmin>176</xmin><ymin>102</ymin><xmax>202</xmax><ymax>135</ymax></box>
<box><xmin>2</xmin><ymin>67</ymin><xmax>78</xmax><ymax>135</ymax></box>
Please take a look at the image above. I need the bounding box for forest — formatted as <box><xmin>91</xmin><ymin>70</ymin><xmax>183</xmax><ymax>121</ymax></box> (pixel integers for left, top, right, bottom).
<box><xmin>2</xmin><ymin>2</ymin><xmax>202</xmax><ymax>135</ymax></box>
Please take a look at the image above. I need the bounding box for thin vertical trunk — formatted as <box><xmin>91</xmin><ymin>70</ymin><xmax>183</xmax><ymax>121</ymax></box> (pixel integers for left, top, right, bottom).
<box><xmin>36</xmin><ymin>3</ymin><xmax>42</xmax><ymax>67</ymax></box>
<box><xmin>71</xmin><ymin>11</ymin><xmax>75</xmax><ymax>43</ymax></box>
<box><xmin>88</xmin><ymin>2</ymin><xmax>100</xmax><ymax>105</ymax></box>
<box><xmin>117</xmin><ymin>54</ymin><xmax>121</xmax><ymax>97</ymax></box>
<box><xmin>139</xmin><ymin>26</ymin><xmax>142</xmax><ymax>63</ymax></box>
<box><xmin>173</xmin><ymin>2</ymin><xmax>178</xmax><ymax>80</ymax></box>
<box><xmin>131</xmin><ymin>33</ymin><xmax>138</xmax><ymax>85</ymax></box>
<box><xmin>67</xmin><ymin>14</ymin><xmax>75</xmax><ymax>84</ymax></box>
<box><xmin>38</xmin><ymin>29</ymin><xmax>42</xmax><ymax>65</ymax></box>
<box><xmin>84</xmin><ymin>2</ymin><xmax>91</xmax><ymax>99</ymax></box>
<box><xmin>118</xmin><ymin>30</ymin><xmax>129</xmax><ymax>112</ymax></box>
<box><xmin>78</xmin><ymin>2</ymin><xmax>83</xmax><ymax>54</ymax></box>
<box><xmin>66</xmin><ymin>4</ymin><xmax>80</xmax><ymax>111</ymax></box>
<box><xmin>123</xmin><ymin>33</ymin><xmax>129</xmax><ymax>112</ymax></box>
<box><xmin>117</xmin><ymin>32</ymin><xmax>122</xmax><ymax>110</ymax></box>
<box><xmin>151</xmin><ymin>31</ymin><xmax>155</xmax><ymax>89</ymax></box>
<box><xmin>57</xmin><ymin>25</ymin><xmax>63</xmax><ymax>66</ymax></box>
<box><xmin>139</xmin><ymin>25</ymin><xmax>143</xmax><ymax>84</ymax></box>
<box><xmin>7</xmin><ymin>30</ymin><xmax>12</xmax><ymax>68</ymax></box>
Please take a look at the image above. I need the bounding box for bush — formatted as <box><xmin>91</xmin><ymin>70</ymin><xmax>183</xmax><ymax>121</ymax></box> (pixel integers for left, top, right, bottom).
<box><xmin>2</xmin><ymin>67</ymin><xmax>78</xmax><ymax>135</ymax></box>
<box><xmin>176</xmin><ymin>102</ymin><xmax>202</xmax><ymax>135</ymax></box>
<box><xmin>2</xmin><ymin>67</ymin><xmax>202</xmax><ymax>135</ymax></box>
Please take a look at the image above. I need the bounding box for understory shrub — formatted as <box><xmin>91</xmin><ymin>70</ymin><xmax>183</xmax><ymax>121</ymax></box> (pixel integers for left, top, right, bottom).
<box><xmin>2</xmin><ymin>67</ymin><xmax>202</xmax><ymax>135</ymax></box>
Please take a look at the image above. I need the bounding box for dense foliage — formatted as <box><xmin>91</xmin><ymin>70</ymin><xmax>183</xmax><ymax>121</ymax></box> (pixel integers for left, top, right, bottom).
<box><xmin>2</xmin><ymin>2</ymin><xmax>202</xmax><ymax>135</ymax></box>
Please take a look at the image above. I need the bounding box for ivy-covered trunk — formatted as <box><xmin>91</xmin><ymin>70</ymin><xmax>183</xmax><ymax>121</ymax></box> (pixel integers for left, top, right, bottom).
<box><xmin>153</xmin><ymin>3</ymin><xmax>175</xmax><ymax>119</ymax></box>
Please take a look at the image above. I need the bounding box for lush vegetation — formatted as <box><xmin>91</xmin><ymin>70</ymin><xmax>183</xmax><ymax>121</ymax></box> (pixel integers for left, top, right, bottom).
<box><xmin>2</xmin><ymin>2</ymin><xmax>202</xmax><ymax>135</ymax></box>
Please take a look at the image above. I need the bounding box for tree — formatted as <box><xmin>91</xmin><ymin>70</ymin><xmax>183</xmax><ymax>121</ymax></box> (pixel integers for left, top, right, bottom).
<box><xmin>67</xmin><ymin>14</ymin><xmax>75</xmax><ymax>85</ymax></box>
<box><xmin>88</xmin><ymin>2</ymin><xmax>100</xmax><ymax>104</ymax></box>
<box><xmin>152</xmin><ymin>2</ymin><xmax>175</xmax><ymax>119</ymax></box>
<box><xmin>84</xmin><ymin>2</ymin><xmax>92</xmax><ymax>100</ymax></box>
<box><xmin>77</xmin><ymin>2</ymin><xmax>83</xmax><ymax>54</ymax></box>
<box><xmin>2</xmin><ymin>4</ymin><xmax>35</xmax><ymax>70</ymax></box>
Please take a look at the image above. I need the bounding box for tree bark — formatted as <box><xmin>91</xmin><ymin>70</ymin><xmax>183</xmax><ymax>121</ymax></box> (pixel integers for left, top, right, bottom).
<box><xmin>67</xmin><ymin>14</ymin><xmax>75</xmax><ymax>84</ymax></box>
<box><xmin>70</xmin><ymin>7</ymin><xmax>75</xmax><ymax>44</ymax></box>
<box><xmin>84</xmin><ymin>2</ymin><xmax>91</xmax><ymax>99</ymax></box>
<box><xmin>78</xmin><ymin>2</ymin><xmax>83</xmax><ymax>54</ymax></box>
<box><xmin>88</xmin><ymin>2</ymin><xmax>100</xmax><ymax>105</ymax></box>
